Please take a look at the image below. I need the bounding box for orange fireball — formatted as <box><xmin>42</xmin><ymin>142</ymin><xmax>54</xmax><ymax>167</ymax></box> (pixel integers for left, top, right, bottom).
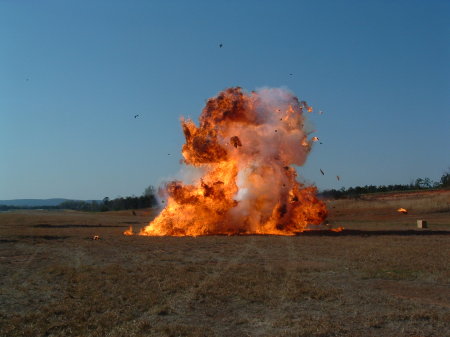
<box><xmin>140</xmin><ymin>87</ymin><xmax>328</xmax><ymax>236</ymax></box>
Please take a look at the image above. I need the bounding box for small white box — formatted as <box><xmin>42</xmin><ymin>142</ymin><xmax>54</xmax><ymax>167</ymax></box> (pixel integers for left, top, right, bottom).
<box><xmin>417</xmin><ymin>220</ymin><xmax>428</xmax><ymax>229</ymax></box>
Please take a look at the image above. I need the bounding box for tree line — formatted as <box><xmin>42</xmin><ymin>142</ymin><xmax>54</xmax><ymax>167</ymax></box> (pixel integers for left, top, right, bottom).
<box><xmin>320</xmin><ymin>169</ymin><xmax>450</xmax><ymax>199</ymax></box>
<box><xmin>0</xmin><ymin>186</ymin><xmax>158</xmax><ymax>212</ymax></box>
<box><xmin>58</xmin><ymin>194</ymin><xmax>157</xmax><ymax>212</ymax></box>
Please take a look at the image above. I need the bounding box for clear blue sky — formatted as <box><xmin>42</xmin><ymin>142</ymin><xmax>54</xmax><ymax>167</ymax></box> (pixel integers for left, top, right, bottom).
<box><xmin>1</xmin><ymin>0</ymin><xmax>449</xmax><ymax>200</ymax></box>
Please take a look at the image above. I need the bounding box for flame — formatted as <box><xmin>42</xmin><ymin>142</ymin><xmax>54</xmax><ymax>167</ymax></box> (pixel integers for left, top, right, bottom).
<box><xmin>140</xmin><ymin>87</ymin><xmax>328</xmax><ymax>236</ymax></box>
<box><xmin>123</xmin><ymin>226</ymin><xmax>133</xmax><ymax>236</ymax></box>
<box><xmin>397</xmin><ymin>208</ymin><xmax>408</xmax><ymax>214</ymax></box>
<box><xmin>330</xmin><ymin>226</ymin><xmax>344</xmax><ymax>232</ymax></box>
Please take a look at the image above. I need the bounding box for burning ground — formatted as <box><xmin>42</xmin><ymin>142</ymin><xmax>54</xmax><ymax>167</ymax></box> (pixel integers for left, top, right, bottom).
<box><xmin>141</xmin><ymin>87</ymin><xmax>327</xmax><ymax>236</ymax></box>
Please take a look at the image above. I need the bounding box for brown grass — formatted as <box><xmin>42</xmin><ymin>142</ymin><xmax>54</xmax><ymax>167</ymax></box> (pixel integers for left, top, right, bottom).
<box><xmin>1</xmin><ymin>192</ymin><xmax>449</xmax><ymax>337</ymax></box>
<box><xmin>326</xmin><ymin>190</ymin><xmax>450</xmax><ymax>231</ymax></box>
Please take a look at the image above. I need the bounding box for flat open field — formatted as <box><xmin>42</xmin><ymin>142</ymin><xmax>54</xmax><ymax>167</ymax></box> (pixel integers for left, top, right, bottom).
<box><xmin>1</xmin><ymin>191</ymin><xmax>449</xmax><ymax>337</ymax></box>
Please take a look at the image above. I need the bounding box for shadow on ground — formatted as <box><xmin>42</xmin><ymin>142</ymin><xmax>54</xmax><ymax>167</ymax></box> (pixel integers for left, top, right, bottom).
<box><xmin>296</xmin><ymin>229</ymin><xmax>450</xmax><ymax>236</ymax></box>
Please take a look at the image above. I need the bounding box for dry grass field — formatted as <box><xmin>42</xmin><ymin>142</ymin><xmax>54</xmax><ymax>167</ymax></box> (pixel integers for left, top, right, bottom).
<box><xmin>1</xmin><ymin>191</ymin><xmax>449</xmax><ymax>337</ymax></box>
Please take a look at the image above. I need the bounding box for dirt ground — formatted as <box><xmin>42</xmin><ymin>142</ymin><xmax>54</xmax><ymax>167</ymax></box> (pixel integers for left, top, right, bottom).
<box><xmin>1</xmin><ymin>191</ymin><xmax>449</xmax><ymax>337</ymax></box>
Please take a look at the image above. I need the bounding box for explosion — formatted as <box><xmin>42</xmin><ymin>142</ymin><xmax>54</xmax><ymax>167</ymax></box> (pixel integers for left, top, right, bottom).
<box><xmin>140</xmin><ymin>87</ymin><xmax>327</xmax><ymax>236</ymax></box>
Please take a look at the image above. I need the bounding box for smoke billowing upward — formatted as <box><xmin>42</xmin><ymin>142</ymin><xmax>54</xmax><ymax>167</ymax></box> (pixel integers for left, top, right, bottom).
<box><xmin>140</xmin><ymin>87</ymin><xmax>327</xmax><ymax>236</ymax></box>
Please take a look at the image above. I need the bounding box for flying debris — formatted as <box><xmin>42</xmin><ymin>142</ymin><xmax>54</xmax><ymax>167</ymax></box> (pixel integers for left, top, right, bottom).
<box><xmin>134</xmin><ymin>114</ymin><xmax>139</xmax><ymax>118</ymax></box>
<box><xmin>397</xmin><ymin>208</ymin><xmax>408</xmax><ymax>214</ymax></box>
<box><xmin>320</xmin><ymin>169</ymin><xmax>324</xmax><ymax>175</ymax></box>
<box><xmin>318</xmin><ymin>110</ymin><xmax>324</xmax><ymax>115</ymax></box>
<box><xmin>289</xmin><ymin>73</ymin><xmax>293</xmax><ymax>76</ymax></box>
<box><xmin>336</xmin><ymin>175</ymin><xmax>340</xmax><ymax>181</ymax></box>
<box><xmin>230</xmin><ymin>136</ymin><xmax>242</xmax><ymax>148</ymax></box>
<box><xmin>300</xmin><ymin>100</ymin><xmax>313</xmax><ymax>112</ymax></box>
<box><xmin>219</xmin><ymin>43</ymin><xmax>223</xmax><ymax>48</ymax></box>
<box><xmin>312</xmin><ymin>136</ymin><xmax>319</xmax><ymax>142</ymax></box>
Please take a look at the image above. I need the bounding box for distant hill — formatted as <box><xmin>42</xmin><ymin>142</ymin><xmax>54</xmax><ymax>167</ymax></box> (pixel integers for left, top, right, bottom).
<box><xmin>0</xmin><ymin>198</ymin><xmax>73</xmax><ymax>207</ymax></box>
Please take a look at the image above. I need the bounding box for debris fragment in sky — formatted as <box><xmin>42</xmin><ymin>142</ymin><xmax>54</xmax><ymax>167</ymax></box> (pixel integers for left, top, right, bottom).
<box><xmin>230</xmin><ymin>136</ymin><xmax>242</xmax><ymax>148</ymax></box>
